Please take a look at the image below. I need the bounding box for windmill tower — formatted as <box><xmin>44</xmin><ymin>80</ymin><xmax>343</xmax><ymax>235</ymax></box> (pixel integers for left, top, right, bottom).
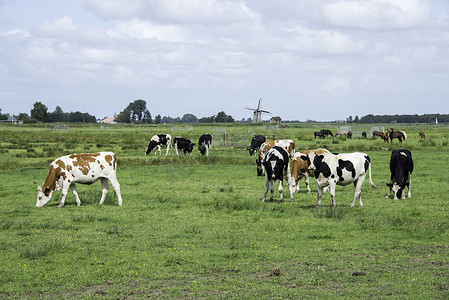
<box><xmin>244</xmin><ymin>97</ymin><xmax>271</xmax><ymax>123</ymax></box>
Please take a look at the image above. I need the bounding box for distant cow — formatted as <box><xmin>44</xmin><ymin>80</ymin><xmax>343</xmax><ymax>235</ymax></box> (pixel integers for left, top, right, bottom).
<box><xmin>262</xmin><ymin>146</ymin><xmax>294</xmax><ymax>203</ymax></box>
<box><xmin>256</xmin><ymin>140</ymin><xmax>295</xmax><ymax>176</ymax></box>
<box><xmin>145</xmin><ymin>134</ymin><xmax>172</xmax><ymax>155</ymax></box>
<box><xmin>248</xmin><ymin>135</ymin><xmax>266</xmax><ymax>156</ymax></box>
<box><xmin>289</xmin><ymin>148</ymin><xmax>330</xmax><ymax>194</ymax></box>
<box><xmin>335</xmin><ymin>131</ymin><xmax>352</xmax><ymax>139</ymax></box>
<box><xmin>372</xmin><ymin>130</ymin><xmax>388</xmax><ymax>142</ymax></box>
<box><xmin>198</xmin><ymin>134</ymin><xmax>212</xmax><ymax>156</ymax></box>
<box><xmin>386</xmin><ymin>149</ymin><xmax>414</xmax><ymax>200</ymax></box>
<box><xmin>320</xmin><ymin>129</ymin><xmax>334</xmax><ymax>137</ymax></box>
<box><xmin>419</xmin><ymin>131</ymin><xmax>426</xmax><ymax>139</ymax></box>
<box><xmin>36</xmin><ymin>152</ymin><xmax>123</xmax><ymax>208</ymax></box>
<box><xmin>386</xmin><ymin>128</ymin><xmax>407</xmax><ymax>144</ymax></box>
<box><xmin>174</xmin><ymin>137</ymin><xmax>195</xmax><ymax>156</ymax></box>
<box><xmin>306</xmin><ymin>151</ymin><xmax>377</xmax><ymax>207</ymax></box>
<box><xmin>314</xmin><ymin>131</ymin><xmax>325</xmax><ymax>139</ymax></box>
<box><xmin>362</xmin><ymin>132</ymin><xmax>367</xmax><ymax>139</ymax></box>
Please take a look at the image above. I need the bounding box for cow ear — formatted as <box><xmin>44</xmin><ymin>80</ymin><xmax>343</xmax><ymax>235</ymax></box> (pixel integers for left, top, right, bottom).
<box><xmin>386</xmin><ymin>183</ymin><xmax>393</xmax><ymax>187</ymax></box>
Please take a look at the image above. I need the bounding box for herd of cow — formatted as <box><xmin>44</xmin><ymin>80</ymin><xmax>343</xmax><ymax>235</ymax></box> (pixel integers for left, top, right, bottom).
<box><xmin>315</xmin><ymin>128</ymin><xmax>413</xmax><ymax>144</ymax></box>
<box><xmin>35</xmin><ymin>131</ymin><xmax>414</xmax><ymax>209</ymax></box>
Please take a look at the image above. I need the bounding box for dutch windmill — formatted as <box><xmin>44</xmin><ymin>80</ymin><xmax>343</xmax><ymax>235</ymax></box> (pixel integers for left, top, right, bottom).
<box><xmin>244</xmin><ymin>97</ymin><xmax>271</xmax><ymax>123</ymax></box>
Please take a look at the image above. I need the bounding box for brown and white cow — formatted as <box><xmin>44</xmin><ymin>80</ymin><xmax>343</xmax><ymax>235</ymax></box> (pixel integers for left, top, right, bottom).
<box><xmin>256</xmin><ymin>139</ymin><xmax>295</xmax><ymax>176</ymax></box>
<box><xmin>289</xmin><ymin>148</ymin><xmax>330</xmax><ymax>194</ymax></box>
<box><xmin>36</xmin><ymin>152</ymin><xmax>123</xmax><ymax>208</ymax></box>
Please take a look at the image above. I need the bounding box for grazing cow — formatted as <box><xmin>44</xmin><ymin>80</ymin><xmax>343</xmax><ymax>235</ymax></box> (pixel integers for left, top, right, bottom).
<box><xmin>362</xmin><ymin>132</ymin><xmax>367</xmax><ymax>139</ymax></box>
<box><xmin>387</xmin><ymin>128</ymin><xmax>407</xmax><ymax>144</ymax></box>
<box><xmin>306</xmin><ymin>151</ymin><xmax>377</xmax><ymax>207</ymax></box>
<box><xmin>386</xmin><ymin>149</ymin><xmax>413</xmax><ymax>200</ymax></box>
<box><xmin>248</xmin><ymin>134</ymin><xmax>266</xmax><ymax>156</ymax></box>
<box><xmin>198</xmin><ymin>133</ymin><xmax>213</xmax><ymax>156</ymax></box>
<box><xmin>335</xmin><ymin>131</ymin><xmax>352</xmax><ymax>139</ymax></box>
<box><xmin>372</xmin><ymin>131</ymin><xmax>388</xmax><ymax>142</ymax></box>
<box><xmin>314</xmin><ymin>131</ymin><xmax>325</xmax><ymax>139</ymax></box>
<box><xmin>174</xmin><ymin>137</ymin><xmax>195</xmax><ymax>156</ymax></box>
<box><xmin>289</xmin><ymin>148</ymin><xmax>330</xmax><ymax>194</ymax></box>
<box><xmin>256</xmin><ymin>139</ymin><xmax>295</xmax><ymax>176</ymax></box>
<box><xmin>320</xmin><ymin>129</ymin><xmax>334</xmax><ymax>137</ymax></box>
<box><xmin>262</xmin><ymin>146</ymin><xmax>294</xmax><ymax>203</ymax></box>
<box><xmin>419</xmin><ymin>131</ymin><xmax>426</xmax><ymax>139</ymax></box>
<box><xmin>145</xmin><ymin>134</ymin><xmax>172</xmax><ymax>155</ymax></box>
<box><xmin>36</xmin><ymin>152</ymin><xmax>123</xmax><ymax>208</ymax></box>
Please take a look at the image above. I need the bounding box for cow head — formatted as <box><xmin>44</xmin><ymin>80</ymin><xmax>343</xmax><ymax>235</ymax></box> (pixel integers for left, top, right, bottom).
<box><xmin>145</xmin><ymin>141</ymin><xmax>157</xmax><ymax>155</ymax></box>
<box><xmin>386</xmin><ymin>181</ymin><xmax>405</xmax><ymax>199</ymax></box>
<box><xmin>36</xmin><ymin>186</ymin><xmax>53</xmax><ymax>207</ymax></box>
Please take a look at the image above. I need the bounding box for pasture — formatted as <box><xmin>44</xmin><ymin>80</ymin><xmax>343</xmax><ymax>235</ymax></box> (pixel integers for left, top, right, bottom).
<box><xmin>0</xmin><ymin>123</ymin><xmax>448</xmax><ymax>299</ymax></box>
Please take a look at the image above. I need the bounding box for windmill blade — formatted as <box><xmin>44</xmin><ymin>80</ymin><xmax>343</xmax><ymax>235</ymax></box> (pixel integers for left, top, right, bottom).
<box><xmin>244</xmin><ymin>106</ymin><xmax>257</xmax><ymax>111</ymax></box>
<box><xmin>259</xmin><ymin>110</ymin><xmax>271</xmax><ymax>114</ymax></box>
<box><xmin>257</xmin><ymin>97</ymin><xmax>262</xmax><ymax>110</ymax></box>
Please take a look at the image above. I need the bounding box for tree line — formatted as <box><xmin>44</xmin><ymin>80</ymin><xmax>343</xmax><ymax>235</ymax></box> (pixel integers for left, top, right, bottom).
<box><xmin>348</xmin><ymin>114</ymin><xmax>446</xmax><ymax>123</ymax></box>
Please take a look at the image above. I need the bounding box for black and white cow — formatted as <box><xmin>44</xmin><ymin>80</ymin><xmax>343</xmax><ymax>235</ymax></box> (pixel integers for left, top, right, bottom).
<box><xmin>174</xmin><ymin>137</ymin><xmax>195</xmax><ymax>156</ymax></box>
<box><xmin>262</xmin><ymin>146</ymin><xmax>294</xmax><ymax>203</ymax></box>
<box><xmin>306</xmin><ymin>151</ymin><xmax>377</xmax><ymax>207</ymax></box>
<box><xmin>198</xmin><ymin>134</ymin><xmax>212</xmax><ymax>156</ymax></box>
<box><xmin>145</xmin><ymin>134</ymin><xmax>172</xmax><ymax>155</ymax></box>
<box><xmin>386</xmin><ymin>149</ymin><xmax>414</xmax><ymax>200</ymax></box>
<box><xmin>248</xmin><ymin>134</ymin><xmax>266</xmax><ymax>156</ymax></box>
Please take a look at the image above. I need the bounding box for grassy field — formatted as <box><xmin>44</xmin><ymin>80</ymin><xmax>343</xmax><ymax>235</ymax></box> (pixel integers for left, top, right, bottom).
<box><xmin>0</xmin><ymin>123</ymin><xmax>448</xmax><ymax>299</ymax></box>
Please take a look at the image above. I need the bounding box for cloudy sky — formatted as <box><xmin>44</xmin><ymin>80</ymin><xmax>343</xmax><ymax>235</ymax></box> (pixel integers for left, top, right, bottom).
<box><xmin>1</xmin><ymin>0</ymin><xmax>449</xmax><ymax>121</ymax></box>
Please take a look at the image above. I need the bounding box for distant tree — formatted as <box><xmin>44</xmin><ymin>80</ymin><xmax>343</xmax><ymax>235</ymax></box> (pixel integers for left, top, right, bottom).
<box><xmin>354</xmin><ymin>115</ymin><xmax>360</xmax><ymax>123</ymax></box>
<box><xmin>155</xmin><ymin>114</ymin><xmax>161</xmax><ymax>124</ymax></box>
<box><xmin>48</xmin><ymin>106</ymin><xmax>65</xmax><ymax>122</ymax></box>
<box><xmin>17</xmin><ymin>113</ymin><xmax>33</xmax><ymax>123</ymax></box>
<box><xmin>199</xmin><ymin>116</ymin><xmax>215</xmax><ymax>123</ymax></box>
<box><xmin>115</xmin><ymin>108</ymin><xmax>131</xmax><ymax>123</ymax></box>
<box><xmin>181</xmin><ymin>114</ymin><xmax>198</xmax><ymax>123</ymax></box>
<box><xmin>215</xmin><ymin>111</ymin><xmax>234</xmax><ymax>123</ymax></box>
<box><xmin>0</xmin><ymin>109</ymin><xmax>8</xmax><ymax>121</ymax></box>
<box><xmin>346</xmin><ymin>116</ymin><xmax>353</xmax><ymax>123</ymax></box>
<box><xmin>31</xmin><ymin>101</ymin><xmax>48</xmax><ymax>122</ymax></box>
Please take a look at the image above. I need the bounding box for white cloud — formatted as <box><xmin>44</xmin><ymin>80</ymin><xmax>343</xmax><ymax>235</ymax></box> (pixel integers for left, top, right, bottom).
<box><xmin>323</xmin><ymin>0</ymin><xmax>431</xmax><ymax>30</ymax></box>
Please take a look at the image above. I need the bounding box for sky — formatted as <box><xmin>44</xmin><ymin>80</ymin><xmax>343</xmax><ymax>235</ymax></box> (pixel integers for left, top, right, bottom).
<box><xmin>1</xmin><ymin>0</ymin><xmax>449</xmax><ymax>121</ymax></box>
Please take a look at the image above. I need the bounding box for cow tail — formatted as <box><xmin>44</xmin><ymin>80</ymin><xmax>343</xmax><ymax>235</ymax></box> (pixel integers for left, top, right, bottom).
<box><xmin>401</xmin><ymin>131</ymin><xmax>407</xmax><ymax>140</ymax></box>
<box><xmin>368</xmin><ymin>162</ymin><xmax>377</xmax><ymax>189</ymax></box>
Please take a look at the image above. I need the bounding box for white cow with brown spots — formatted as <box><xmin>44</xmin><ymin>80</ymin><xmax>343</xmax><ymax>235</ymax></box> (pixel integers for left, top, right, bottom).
<box><xmin>289</xmin><ymin>148</ymin><xmax>330</xmax><ymax>194</ymax></box>
<box><xmin>36</xmin><ymin>152</ymin><xmax>123</xmax><ymax>208</ymax></box>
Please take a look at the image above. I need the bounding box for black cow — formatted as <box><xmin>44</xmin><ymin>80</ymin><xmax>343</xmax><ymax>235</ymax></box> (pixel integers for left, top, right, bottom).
<box><xmin>145</xmin><ymin>134</ymin><xmax>172</xmax><ymax>155</ymax></box>
<box><xmin>262</xmin><ymin>146</ymin><xmax>294</xmax><ymax>203</ymax></box>
<box><xmin>386</xmin><ymin>149</ymin><xmax>414</xmax><ymax>200</ymax></box>
<box><xmin>248</xmin><ymin>135</ymin><xmax>266</xmax><ymax>156</ymax></box>
<box><xmin>362</xmin><ymin>131</ymin><xmax>367</xmax><ymax>138</ymax></box>
<box><xmin>198</xmin><ymin>134</ymin><xmax>212</xmax><ymax>156</ymax></box>
<box><xmin>314</xmin><ymin>131</ymin><xmax>325</xmax><ymax>139</ymax></box>
<box><xmin>320</xmin><ymin>129</ymin><xmax>334</xmax><ymax>137</ymax></box>
<box><xmin>174</xmin><ymin>137</ymin><xmax>195</xmax><ymax>156</ymax></box>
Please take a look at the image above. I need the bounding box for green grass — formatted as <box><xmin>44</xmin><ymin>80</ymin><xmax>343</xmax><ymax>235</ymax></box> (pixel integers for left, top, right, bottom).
<box><xmin>0</xmin><ymin>123</ymin><xmax>448</xmax><ymax>298</ymax></box>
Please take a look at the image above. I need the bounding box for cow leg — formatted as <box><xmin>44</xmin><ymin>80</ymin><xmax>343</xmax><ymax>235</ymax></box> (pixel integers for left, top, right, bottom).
<box><xmin>262</xmin><ymin>176</ymin><xmax>269</xmax><ymax>202</ymax></box>
<box><xmin>108</xmin><ymin>177</ymin><xmax>123</xmax><ymax>206</ymax></box>
<box><xmin>175</xmin><ymin>144</ymin><xmax>179</xmax><ymax>156</ymax></box>
<box><xmin>386</xmin><ymin>184</ymin><xmax>392</xmax><ymax>198</ymax></box>
<box><xmin>70</xmin><ymin>184</ymin><xmax>81</xmax><ymax>206</ymax></box>
<box><xmin>304</xmin><ymin>173</ymin><xmax>311</xmax><ymax>193</ymax></box>
<box><xmin>278</xmin><ymin>180</ymin><xmax>284</xmax><ymax>203</ymax></box>
<box><xmin>58</xmin><ymin>182</ymin><xmax>71</xmax><ymax>208</ymax></box>
<box><xmin>99</xmin><ymin>178</ymin><xmax>109</xmax><ymax>205</ymax></box>
<box><xmin>166</xmin><ymin>143</ymin><xmax>170</xmax><ymax>156</ymax></box>
<box><xmin>351</xmin><ymin>178</ymin><xmax>365</xmax><ymax>207</ymax></box>
<box><xmin>329</xmin><ymin>181</ymin><xmax>337</xmax><ymax>207</ymax></box>
<box><xmin>316</xmin><ymin>185</ymin><xmax>323</xmax><ymax>207</ymax></box>
<box><xmin>407</xmin><ymin>173</ymin><xmax>412</xmax><ymax>198</ymax></box>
